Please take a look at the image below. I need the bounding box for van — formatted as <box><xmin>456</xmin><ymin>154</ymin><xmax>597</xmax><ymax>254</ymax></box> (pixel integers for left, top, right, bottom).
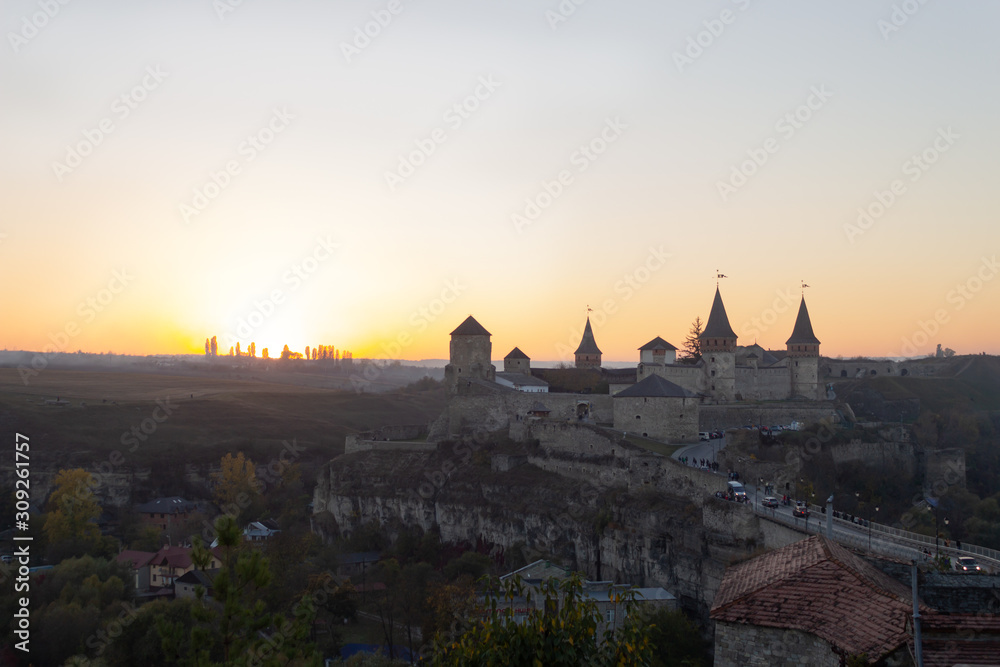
<box><xmin>727</xmin><ymin>481</ymin><xmax>746</xmax><ymax>501</ymax></box>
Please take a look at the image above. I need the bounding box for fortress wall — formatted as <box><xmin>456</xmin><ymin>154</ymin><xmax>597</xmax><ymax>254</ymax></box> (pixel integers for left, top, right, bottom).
<box><xmin>443</xmin><ymin>392</ymin><xmax>614</xmax><ymax>437</ymax></box>
<box><xmin>699</xmin><ymin>403</ymin><xmax>838</xmax><ymax>430</ymax></box>
<box><xmin>345</xmin><ymin>439</ymin><xmax>437</xmax><ymax>454</ymax></box>
<box><xmin>354</xmin><ymin>424</ymin><xmax>427</xmax><ymax>441</ymax></box>
<box><xmin>736</xmin><ymin>367</ymin><xmax>790</xmax><ymax>401</ymax></box>
<box><xmin>821</xmin><ymin>359</ymin><xmax>949</xmax><ymax>379</ymax></box>
<box><xmin>828</xmin><ymin>439</ymin><xmax>917</xmax><ymax>476</ymax></box>
<box><xmin>613</xmin><ymin>396</ymin><xmax>699</xmax><ymax>443</ymax></box>
<box><xmin>644</xmin><ymin>365</ymin><xmax>705</xmax><ymax>395</ymax></box>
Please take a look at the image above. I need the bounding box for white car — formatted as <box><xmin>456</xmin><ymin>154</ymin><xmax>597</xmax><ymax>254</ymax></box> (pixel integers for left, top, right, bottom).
<box><xmin>699</xmin><ymin>432</ymin><xmax>710</xmax><ymax>441</ymax></box>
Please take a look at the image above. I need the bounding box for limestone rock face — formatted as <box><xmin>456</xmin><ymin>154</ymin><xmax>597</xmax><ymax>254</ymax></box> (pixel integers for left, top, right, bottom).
<box><xmin>312</xmin><ymin>438</ymin><xmax>796</xmax><ymax>620</ymax></box>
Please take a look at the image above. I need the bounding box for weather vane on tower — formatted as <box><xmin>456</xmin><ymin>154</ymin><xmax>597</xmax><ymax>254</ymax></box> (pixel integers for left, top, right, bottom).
<box><xmin>801</xmin><ymin>280</ymin><xmax>810</xmax><ymax>295</ymax></box>
<box><xmin>716</xmin><ymin>270</ymin><xmax>728</xmax><ymax>287</ymax></box>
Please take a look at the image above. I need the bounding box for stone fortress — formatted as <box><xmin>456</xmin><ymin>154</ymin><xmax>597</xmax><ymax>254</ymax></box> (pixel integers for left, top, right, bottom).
<box><xmin>436</xmin><ymin>286</ymin><xmax>837</xmax><ymax>444</ymax></box>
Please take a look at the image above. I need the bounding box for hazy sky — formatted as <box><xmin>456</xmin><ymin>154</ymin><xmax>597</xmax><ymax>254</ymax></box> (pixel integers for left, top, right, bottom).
<box><xmin>3</xmin><ymin>1</ymin><xmax>998</xmax><ymax>362</ymax></box>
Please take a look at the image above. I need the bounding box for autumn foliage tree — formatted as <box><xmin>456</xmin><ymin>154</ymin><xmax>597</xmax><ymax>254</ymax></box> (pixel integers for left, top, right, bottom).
<box><xmin>212</xmin><ymin>452</ymin><xmax>260</xmax><ymax>521</ymax></box>
<box><xmin>431</xmin><ymin>573</ymin><xmax>653</xmax><ymax>666</ymax></box>
<box><xmin>43</xmin><ymin>469</ymin><xmax>102</xmax><ymax>558</ymax></box>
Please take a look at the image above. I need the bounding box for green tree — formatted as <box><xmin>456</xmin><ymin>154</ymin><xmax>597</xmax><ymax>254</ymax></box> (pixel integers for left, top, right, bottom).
<box><xmin>431</xmin><ymin>573</ymin><xmax>653</xmax><ymax>666</ymax></box>
<box><xmin>680</xmin><ymin>317</ymin><xmax>703</xmax><ymax>363</ymax></box>
<box><xmin>644</xmin><ymin>608</ymin><xmax>710</xmax><ymax>667</ymax></box>
<box><xmin>158</xmin><ymin>515</ymin><xmax>320</xmax><ymax>666</ymax></box>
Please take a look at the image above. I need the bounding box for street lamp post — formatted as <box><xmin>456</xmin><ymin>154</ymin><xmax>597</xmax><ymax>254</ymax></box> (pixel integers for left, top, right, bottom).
<box><xmin>869</xmin><ymin>505</ymin><xmax>879</xmax><ymax>551</ymax></box>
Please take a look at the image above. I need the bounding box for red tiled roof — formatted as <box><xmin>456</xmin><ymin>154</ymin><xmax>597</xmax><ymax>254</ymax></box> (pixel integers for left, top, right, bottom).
<box><xmin>711</xmin><ymin>536</ymin><xmax>929</xmax><ymax>660</ymax></box>
<box><xmin>921</xmin><ymin>639</ymin><xmax>1000</xmax><ymax>667</ymax></box>
<box><xmin>117</xmin><ymin>550</ymin><xmax>155</xmax><ymax>568</ymax></box>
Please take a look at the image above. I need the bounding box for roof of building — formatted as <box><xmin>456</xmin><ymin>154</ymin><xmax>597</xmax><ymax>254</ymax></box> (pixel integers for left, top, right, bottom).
<box><xmin>638</xmin><ymin>336</ymin><xmax>678</xmax><ymax>351</ymax></box>
<box><xmin>711</xmin><ymin>535</ymin><xmax>927</xmax><ymax>660</ymax></box>
<box><xmin>117</xmin><ymin>549</ymin><xmax>156</xmax><ymax>569</ymax></box>
<box><xmin>602</xmin><ymin>367</ymin><xmax>637</xmax><ymax>383</ymax></box>
<box><xmin>135</xmin><ymin>497</ymin><xmax>199</xmax><ymax>515</ymax></box>
<box><xmin>175</xmin><ymin>568</ymin><xmax>219</xmax><ymax>588</ymax></box>
<box><xmin>786</xmin><ymin>297</ymin><xmax>821</xmax><ymax>345</ymax></box>
<box><xmin>614</xmin><ymin>373</ymin><xmax>698</xmax><ymax>399</ymax></box>
<box><xmin>501</xmin><ymin>559</ymin><xmax>572</xmax><ymax>583</ymax></box>
<box><xmin>336</xmin><ymin>551</ymin><xmax>382</xmax><ymax>566</ymax></box>
<box><xmin>919</xmin><ymin>614</ymin><xmax>1000</xmax><ymax>667</ymax></box>
<box><xmin>495</xmin><ymin>372</ymin><xmax>549</xmax><ymax>387</ymax></box>
<box><xmin>148</xmin><ymin>545</ymin><xmax>223</xmax><ymax>570</ymax></box>
<box><xmin>450</xmin><ymin>315</ymin><xmax>491</xmax><ymax>337</ymax></box>
<box><xmin>505</xmin><ymin>347</ymin><xmax>529</xmax><ymax>360</ymax></box>
<box><xmin>574</xmin><ymin>317</ymin><xmax>602</xmax><ymax>355</ymax></box>
<box><xmin>700</xmin><ymin>287</ymin><xmax>738</xmax><ymax>340</ymax></box>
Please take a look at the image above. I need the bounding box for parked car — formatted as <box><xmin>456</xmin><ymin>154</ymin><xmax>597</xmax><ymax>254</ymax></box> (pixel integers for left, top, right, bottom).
<box><xmin>955</xmin><ymin>557</ymin><xmax>982</xmax><ymax>573</ymax></box>
<box><xmin>699</xmin><ymin>432</ymin><xmax>710</xmax><ymax>441</ymax></box>
<box><xmin>762</xmin><ymin>496</ymin><xmax>779</xmax><ymax>508</ymax></box>
<box><xmin>793</xmin><ymin>501</ymin><xmax>809</xmax><ymax>518</ymax></box>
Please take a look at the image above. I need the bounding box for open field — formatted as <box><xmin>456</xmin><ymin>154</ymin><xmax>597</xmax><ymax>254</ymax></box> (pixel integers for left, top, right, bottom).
<box><xmin>0</xmin><ymin>368</ymin><xmax>448</xmax><ymax>489</ymax></box>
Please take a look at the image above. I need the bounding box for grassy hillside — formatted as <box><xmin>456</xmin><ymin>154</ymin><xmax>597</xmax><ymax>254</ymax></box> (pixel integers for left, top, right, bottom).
<box><xmin>0</xmin><ymin>368</ymin><xmax>448</xmax><ymax>486</ymax></box>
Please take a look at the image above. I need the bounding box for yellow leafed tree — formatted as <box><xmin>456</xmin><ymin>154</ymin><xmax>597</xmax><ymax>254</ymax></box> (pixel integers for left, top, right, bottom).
<box><xmin>43</xmin><ymin>468</ymin><xmax>101</xmax><ymax>546</ymax></box>
<box><xmin>213</xmin><ymin>452</ymin><xmax>259</xmax><ymax>511</ymax></box>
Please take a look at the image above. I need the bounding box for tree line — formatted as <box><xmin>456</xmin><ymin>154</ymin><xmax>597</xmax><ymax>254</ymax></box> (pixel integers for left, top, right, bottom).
<box><xmin>203</xmin><ymin>335</ymin><xmax>352</xmax><ymax>362</ymax></box>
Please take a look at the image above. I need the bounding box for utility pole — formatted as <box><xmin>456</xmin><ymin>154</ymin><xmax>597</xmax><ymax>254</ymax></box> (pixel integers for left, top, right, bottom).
<box><xmin>826</xmin><ymin>495</ymin><xmax>834</xmax><ymax>540</ymax></box>
<box><xmin>911</xmin><ymin>560</ymin><xmax>924</xmax><ymax>667</ymax></box>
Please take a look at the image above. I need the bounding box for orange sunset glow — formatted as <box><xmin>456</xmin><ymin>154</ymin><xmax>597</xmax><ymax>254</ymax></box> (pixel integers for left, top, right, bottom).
<box><xmin>2</xmin><ymin>1</ymin><xmax>997</xmax><ymax>363</ymax></box>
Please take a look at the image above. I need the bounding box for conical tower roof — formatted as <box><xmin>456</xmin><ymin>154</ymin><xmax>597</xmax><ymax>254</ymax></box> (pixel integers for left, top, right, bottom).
<box><xmin>699</xmin><ymin>287</ymin><xmax>738</xmax><ymax>339</ymax></box>
<box><xmin>451</xmin><ymin>316</ymin><xmax>491</xmax><ymax>336</ymax></box>
<box><xmin>574</xmin><ymin>317</ymin><xmax>602</xmax><ymax>355</ymax></box>
<box><xmin>786</xmin><ymin>298</ymin><xmax>821</xmax><ymax>345</ymax></box>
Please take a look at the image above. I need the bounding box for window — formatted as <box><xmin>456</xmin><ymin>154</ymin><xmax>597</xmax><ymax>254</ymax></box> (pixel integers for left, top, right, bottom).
<box><xmin>607</xmin><ymin>610</ymin><xmax>615</xmax><ymax>623</ymax></box>
<box><xmin>711</xmin><ymin>357</ymin><xmax>715</xmax><ymax>363</ymax></box>
<box><xmin>635</xmin><ymin>415</ymin><xmax>641</xmax><ymax>420</ymax></box>
<box><xmin>711</xmin><ymin>370</ymin><xmax>715</xmax><ymax>377</ymax></box>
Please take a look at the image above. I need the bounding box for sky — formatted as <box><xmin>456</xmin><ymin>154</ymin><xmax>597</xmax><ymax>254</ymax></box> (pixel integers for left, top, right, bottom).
<box><xmin>2</xmin><ymin>0</ymin><xmax>998</xmax><ymax>363</ymax></box>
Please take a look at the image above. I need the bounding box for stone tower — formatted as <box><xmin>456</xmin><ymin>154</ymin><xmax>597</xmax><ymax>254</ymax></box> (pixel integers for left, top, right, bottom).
<box><xmin>574</xmin><ymin>317</ymin><xmax>602</xmax><ymax>369</ymax></box>
<box><xmin>786</xmin><ymin>297</ymin><xmax>820</xmax><ymax>399</ymax></box>
<box><xmin>504</xmin><ymin>347</ymin><xmax>531</xmax><ymax>375</ymax></box>
<box><xmin>699</xmin><ymin>287</ymin><xmax>738</xmax><ymax>402</ymax></box>
<box><xmin>444</xmin><ymin>315</ymin><xmax>495</xmax><ymax>394</ymax></box>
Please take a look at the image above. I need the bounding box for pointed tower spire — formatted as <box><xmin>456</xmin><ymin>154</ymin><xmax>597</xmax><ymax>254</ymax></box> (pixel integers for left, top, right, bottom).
<box><xmin>574</xmin><ymin>316</ymin><xmax>602</xmax><ymax>369</ymax></box>
<box><xmin>786</xmin><ymin>297</ymin><xmax>821</xmax><ymax>347</ymax></box>
<box><xmin>700</xmin><ymin>287</ymin><xmax>738</xmax><ymax>342</ymax></box>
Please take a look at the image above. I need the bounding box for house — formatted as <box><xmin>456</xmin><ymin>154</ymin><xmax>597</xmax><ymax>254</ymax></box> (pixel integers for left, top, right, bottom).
<box><xmin>174</xmin><ymin>568</ymin><xmax>219</xmax><ymax>600</ymax></box>
<box><xmin>710</xmin><ymin>535</ymin><xmax>928</xmax><ymax>666</ymax></box>
<box><xmin>499</xmin><ymin>560</ymin><xmax>676</xmax><ymax>639</ymax></box>
<box><xmin>335</xmin><ymin>551</ymin><xmax>381</xmax><ymax>577</ymax></box>
<box><xmin>494</xmin><ymin>372</ymin><xmax>549</xmax><ymax>393</ymax></box>
<box><xmin>612</xmin><ymin>374</ymin><xmax>699</xmax><ymax>443</ymax></box>
<box><xmin>136</xmin><ymin>497</ymin><xmax>200</xmax><ymax>532</ymax></box>
<box><xmin>147</xmin><ymin>545</ymin><xmax>223</xmax><ymax>590</ymax></box>
<box><xmin>244</xmin><ymin>520</ymin><xmax>281</xmax><ymax>543</ymax></box>
<box><xmin>116</xmin><ymin>549</ymin><xmax>156</xmax><ymax>592</ymax></box>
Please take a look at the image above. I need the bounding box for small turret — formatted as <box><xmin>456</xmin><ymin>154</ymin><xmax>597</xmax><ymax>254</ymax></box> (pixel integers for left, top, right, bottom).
<box><xmin>574</xmin><ymin>317</ymin><xmax>602</xmax><ymax>369</ymax></box>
